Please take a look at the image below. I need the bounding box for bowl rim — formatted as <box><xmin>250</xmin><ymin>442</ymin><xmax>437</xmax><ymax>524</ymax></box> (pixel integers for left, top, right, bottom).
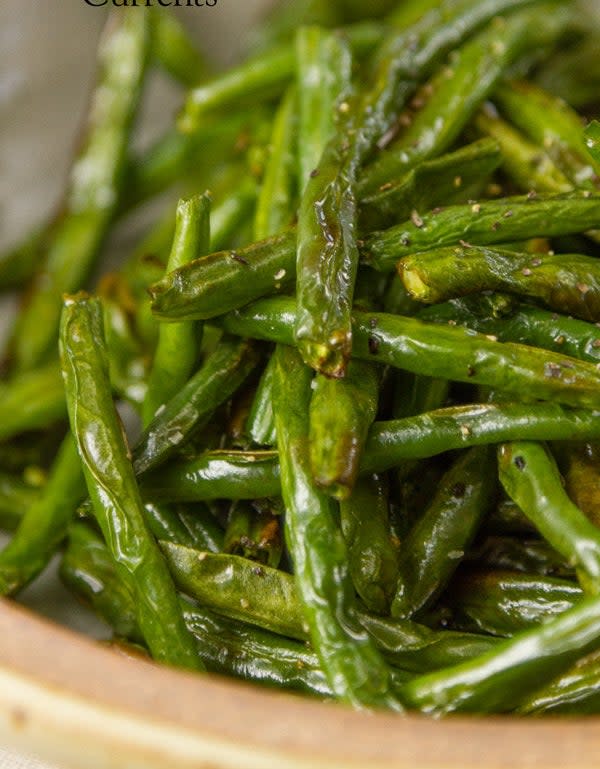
<box><xmin>0</xmin><ymin>598</ymin><xmax>599</xmax><ymax>769</ymax></box>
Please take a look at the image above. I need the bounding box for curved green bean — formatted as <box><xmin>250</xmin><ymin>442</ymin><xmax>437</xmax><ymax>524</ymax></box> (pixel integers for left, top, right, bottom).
<box><xmin>142</xmin><ymin>194</ymin><xmax>210</xmax><ymax>427</ymax></box>
<box><xmin>498</xmin><ymin>441</ymin><xmax>600</xmax><ymax>594</ymax></box>
<box><xmin>59</xmin><ymin>293</ymin><xmax>201</xmax><ymax>670</ymax></box>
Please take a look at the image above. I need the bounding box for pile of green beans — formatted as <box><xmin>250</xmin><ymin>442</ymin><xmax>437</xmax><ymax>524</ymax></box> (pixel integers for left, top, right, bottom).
<box><xmin>4</xmin><ymin>0</ymin><xmax>600</xmax><ymax>715</ymax></box>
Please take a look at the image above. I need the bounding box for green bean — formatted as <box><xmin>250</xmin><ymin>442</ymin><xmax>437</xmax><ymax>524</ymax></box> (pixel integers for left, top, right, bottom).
<box><xmin>474</xmin><ymin>108</ymin><xmax>572</xmax><ymax>193</ymax></box>
<box><xmin>518</xmin><ymin>648</ymin><xmax>600</xmax><ymax>714</ymax></box>
<box><xmin>418</xmin><ymin>295</ymin><xmax>600</xmax><ymax>365</ymax></box>
<box><xmin>400</xmin><ymin>592</ymin><xmax>600</xmax><ymax>714</ymax></box>
<box><xmin>133</xmin><ymin>336</ymin><xmax>260</xmax><ymax>475</ymax></box>
<box><xmin>246</xmin><ymin>358</ymin><xmax>277</xmax><ymax>446</ymax></box>
<box><xmin>466</xmin><ymin>536</ymin><xmax>574</xmax><ymax>578</ymax></box>
<box><xmin>359</xmin><ymin>6</ymin><xmax>564</xmax><ymax>196</ymax></box>
<box><xmin>296</xmin><ymin>26</ymin><xmax>348</xmax><ymax>191</ymax></box>
<box><xmin>356</xmin><ymin>611</ymin><xmax>499</xmax><ymax>672</ymax></box>
<box><xmin>392</xmin><ymin>447</ymin><xmax>495</xmax><ymax>619</ymax></box>
<box><xmin>59</xmin><ymin>293</ymin><xmax>201</xmax><ymax>670</ymax></box>
<box><xmin>148</xmin><ymin>144</ymin><xmax>500</xmax><ymax>322</ymax></box>
<box><xmin>140</xmin><ymin>449</ymin><xmax>281</xmax><ymax>502</ymax></box>
<box><xmin>360</xmin><ymin>138</ymin><xmax>502</xmax><ymax>231</ymax></box>
<box><xmin>161</xmin><ymin>543</ymin><xmax>304</xmax><ymax>639</ymax></box>
<box><xmin>141</xmin><ymin>502</ymin><xmax>198</xmax><ymax>548</ymax></box>
<box><xmin>448</xmin><ymin>570</ymin><xmax>581</xmax><ymax>636</ymax></box>
<box><xmin>364</xmin><ymin>192</ymin><xmax>600</xmax><ymax>271</ymax></box>
<box><xmin>149</xmin><ymin>230</ymin><xmax>296</xmax><ymax>322</ymax></box>
<box><xmin>271</xmin><ymin>344</ymin><xmax>400</xmax><ymax>709</ymax></box>
<box><xmin>219</xmin><ymin>297</ymin><xmax>600</xmax><ymax>409</ymax></box>
<box><xmin>253</xmin><ymin>88</ymin><xmax>297</xmax><ymax>240</ymax></box>
<box><xmin>498</xmin><ymin>441</ymin><xmax>600</xmax><ymax>594</ymax></box>
<box><xmin>0</xmin><ymin>363</ymin><xmax>66</xmax><ymax>442</ymax></box>
<box><xmin>340</xmin><ymin>474</ymin><xmax>399</xmax><ymax>614</ymax></box>
<box><xmin>309</xmin><ymin>360</ymin><xmax>379</xmax><ymax>499</ymax></box>
<box><xmin>11</xmin><ymin>10</ymin><xmax>151</xmax><ymax>373</ymax></box>
<box><xmin>294</xmin><ymin>25</ymin><xmax>381</xmax><ymax>493</ymax></box>
<box><xmin>142</xmin><ymin>194</ymin><xmax>210</xmax><ymax>427</ymax></box>
<box><xmin>223</xmin><ymin>502</ymin><xmax>282</xmax><ymax>568</ymax></box>
<box><xmin>495</xmin><ymin>79</ymin><xmax>600</xmax><ymax>187</ymax></box>
<box><xmin>294</xmin><ymin>31</ymin><xmax>353</xmax><ymax>375</ymax></box>
<box><xmin>143</xmin><ymin>399</ymin><xmax>600</xmax><ymax>503</ymax></box>
<box><xmin>0</xmin><ymin>434</ymin><xmax>85</xmax><ymax>595</ymax></box>
<box><xmin>182</xmin><ymin>604</ymin><xmax>337</xmax><ymax>697</ymax></box>
<box><xmin>150</xmin><ymin>9</ymin><xmax>208</xmax><ymax>86</ymax></box>
<box><xmin>399</xmin><ymin>245</ymin><xmax>600</xmax><ymax>323</ymax></box>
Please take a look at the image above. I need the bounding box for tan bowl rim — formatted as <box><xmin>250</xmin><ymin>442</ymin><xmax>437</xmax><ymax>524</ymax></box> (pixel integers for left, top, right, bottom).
<box><xmin>0</xmin><ymin>597</ymin><xmax>598</xmax><ymax>769</ymax></box>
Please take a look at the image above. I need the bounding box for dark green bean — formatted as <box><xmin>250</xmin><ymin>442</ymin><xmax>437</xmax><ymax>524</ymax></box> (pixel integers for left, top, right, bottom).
<box><xmin>294</xmin><ymin>31</ymin><xmax>353</xmax><ymax>375</ymax></box>
<box><xmin>400</xmin><ymin>592</ymin><xmax>600</xmax><ymax>714</ymax></box>
<box><xmin>143</xmin><ymin>399</ymin><xmax>600</xmax><ymax>505</ymax></box>
<box><xmin>498</xmin><ymin>441</ymin><xmax>600</xmax><ymax>594</ymax></box>
<box><xmin>448</xmin><ymin>570</ymin><xmax>581</xmax><ymax>636</ymax></box>
<box><xmin>340</xmin><ymin>474</ymin><xmax>399</xmax><ymax>614</ymax></box>
<box><xmin>133</xmin><ymin>336</ymin><xmax>260</xmax><ymax>475</ymax></box>
<box><xmin>219</xmin><ymin>297</ymin><xmax>600</xmax><ymax>409</ymax></box>
<box><xmin>161</xmin><ymin>543</ymin><xmax>304</xmax><ymax>639</ymax></box>
<box><xmin>418</xmin><ymin>295</ymin><xmax>600</xmax><ymax>365</ymax></box>
<box><xmin>518</xmin><ymin>648</ymin><xmax>600</xmax><ymax>714</ymax></box>
<box><xmin>392</xmin><ymin>447</ymin><xmax>495</xmax><ymax>619</ymax></box>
